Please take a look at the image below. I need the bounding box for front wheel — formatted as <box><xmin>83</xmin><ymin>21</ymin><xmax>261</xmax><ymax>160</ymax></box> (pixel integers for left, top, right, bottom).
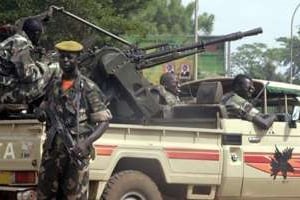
<box><xmin>101</xmin><ymin>170</ymin><xmax>162</xmax><ymax>200</ymax></box>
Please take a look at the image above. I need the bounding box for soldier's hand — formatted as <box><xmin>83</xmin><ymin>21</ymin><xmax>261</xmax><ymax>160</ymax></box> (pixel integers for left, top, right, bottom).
<box><xmin>33</xmin><ymin>107</ymin><xmax>47</xmax><ymax>122</ymax></box>
<box><xmin>71</xmin><ymin>142</ymin><xmax>89</xmax><ymax>158</ymax></box>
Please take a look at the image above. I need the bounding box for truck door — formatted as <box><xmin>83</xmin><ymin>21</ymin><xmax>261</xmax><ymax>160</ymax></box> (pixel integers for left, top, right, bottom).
<box><xmin>242</xmin><ymin>115</ymin><xmax>300</xmax><ymax>198</ymax></box>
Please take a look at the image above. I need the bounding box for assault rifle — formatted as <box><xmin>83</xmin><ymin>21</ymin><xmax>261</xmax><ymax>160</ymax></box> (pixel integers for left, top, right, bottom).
<box><xmin>46</xmin><ymin>109</ymin><xmax>88</xmax><ymax>170</ymax></box>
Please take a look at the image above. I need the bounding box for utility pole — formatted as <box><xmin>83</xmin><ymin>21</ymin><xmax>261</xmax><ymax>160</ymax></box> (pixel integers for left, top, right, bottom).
<box><xmin>290</xmin><ymin>3</ymin><xmax>300</xmax><ymax>83</ymax></box>
<box><xmin>226</xmin><ymin>41</ymin><xmax>231</xmax><ymax>77</ymax></box>
<box><xmin>194</xmin><ymin>0</ymin><xmax>199</xmax><ymax>80</ymax></box>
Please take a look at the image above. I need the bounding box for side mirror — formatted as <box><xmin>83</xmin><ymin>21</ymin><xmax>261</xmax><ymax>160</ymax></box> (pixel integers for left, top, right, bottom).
<box><xmin>289</xmin><ymin>120</ymin><xmax>297</xmax><ymax>128</ymax></box>
<box><xmin>290</xmin><ymin>106</ymin><xmax>300</xmax><ymax>128</ymax></box>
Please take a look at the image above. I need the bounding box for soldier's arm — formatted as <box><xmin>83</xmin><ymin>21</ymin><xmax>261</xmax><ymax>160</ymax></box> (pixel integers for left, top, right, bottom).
<box><xmin>72</xmin><ymin>110</ymin><xmax>112</xmax><ymax>157</ymax></box>
<box><xmin>72</xmin><ymin>112</ymin><xmax>111</xmax><ymax>158</ymax></box>
<box><xmin>72</xmin><ymin>80</ymin><xmax>112</xmax><ymax>157</ymax></box>
<box><xmin>223</xmin><ymin>94</ymin><xmax>276</xmax><ymax>129</ymax></box>
<box><xmin>241</xmin><ymin>101</ymin><xmax>276</xmax><ymax>129</ymax></box>
<box><xmin>84</xmin><ymin>102</ymin><xmax>112</xmax><ymax>146</ymax></box>
<box><xmin>252</xmin><ymin>114</ymin><xmax>276</xmax><ymax>130</ymax></box>
<box><xmin>84</xmin><ymin>120</ymin><xmax>109</xmax><ymax>146</ymax></box>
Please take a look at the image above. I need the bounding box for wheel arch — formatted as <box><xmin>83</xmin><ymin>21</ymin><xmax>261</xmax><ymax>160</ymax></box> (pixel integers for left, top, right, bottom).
<box><xmin>112</xmin><ymin>157</ymin><xmax>167</xmax><ymax>187</ymax></box>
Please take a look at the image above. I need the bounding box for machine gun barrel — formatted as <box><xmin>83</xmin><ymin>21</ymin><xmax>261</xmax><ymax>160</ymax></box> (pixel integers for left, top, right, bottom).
<box><xmin>50</xmin><ymin>5</ymin><xmax>133</xmax><ymax>47</ymax></box>
<box><xmin>138</xmin><ymin>27</ymin><xmax>263</xmax><ymax>69</ymax></box>
<box><xmin>140</xmin><ymin>43</ymin><xmax>169</xmax><ymax>51</ymax></box>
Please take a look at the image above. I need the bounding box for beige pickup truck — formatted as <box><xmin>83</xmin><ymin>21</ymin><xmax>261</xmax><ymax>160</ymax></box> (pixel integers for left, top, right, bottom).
<box><xmin>0</xmin><ymin>77</ymin><xmax>300</xmax><ymax>200</ymax></box>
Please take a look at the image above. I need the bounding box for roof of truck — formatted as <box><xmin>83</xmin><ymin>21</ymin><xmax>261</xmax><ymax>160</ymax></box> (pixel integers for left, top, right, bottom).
<box><xmin>181</xmin><ymin>77</ymin><xmax>300</xmax><ymax>96</ymax></box>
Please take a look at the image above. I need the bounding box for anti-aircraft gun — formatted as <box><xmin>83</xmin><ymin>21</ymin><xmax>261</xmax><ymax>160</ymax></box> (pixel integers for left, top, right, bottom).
<box><xmin>50</xmin><ymin>6</ymin><xmax>263</xmax><ymax>123</ymax></box>
<box><xmin>0</xmin><ymin>6</ymin><xmax>262</xmax><ymax>121</ymax></box>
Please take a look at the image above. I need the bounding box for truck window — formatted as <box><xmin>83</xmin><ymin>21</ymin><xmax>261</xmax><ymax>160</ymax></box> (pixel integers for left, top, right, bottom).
<box><xmin>265</xmin><ymin>94</ymin><xmax>300</xmax><ymax>122</ymax></box>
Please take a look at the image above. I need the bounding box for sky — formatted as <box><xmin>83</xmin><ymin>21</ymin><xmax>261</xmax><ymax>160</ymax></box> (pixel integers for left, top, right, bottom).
<box><xmin>182</xmin><ymin>0</ymin><xmax>300</xmax><ymax>51</ymax></box>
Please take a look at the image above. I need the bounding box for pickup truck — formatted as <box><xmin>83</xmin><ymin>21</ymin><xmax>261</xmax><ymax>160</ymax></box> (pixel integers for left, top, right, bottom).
<box><xmin>0</xmin><ymin>77</ymin><xmax>300</xmax><ymax>200</ymax></box>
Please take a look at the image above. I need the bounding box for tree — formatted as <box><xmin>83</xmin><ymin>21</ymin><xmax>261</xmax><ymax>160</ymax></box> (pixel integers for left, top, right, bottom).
<box><xmin>0</xmin><ymin>0</ymin><xmax>152</xmax><ymax>47</ymax></box>
<box><xmin>275</xmin><ymin>36</ymin><xmax>300</xmax><ymax>83</ymax></box>
<box><xmin>230</xmin><ymin>43</ymin><xmax>285</xmax><ymax>82</ymax></box>
<box><xmin>0</xmin><ymin>0</ymin><xmax>215</xmax><ymax>49</ymax></box>
<box><xmin>198</xmin><ymin>12</ymin><xmax>214</xmax><ymax>35</ymax></box>
<box><xmin>130</xmin><ymin>0</ymin><xmax>214</xmax><ymax>35</ymax></box>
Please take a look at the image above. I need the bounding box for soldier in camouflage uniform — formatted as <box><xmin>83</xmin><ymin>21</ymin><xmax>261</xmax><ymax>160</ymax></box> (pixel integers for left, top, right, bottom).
<box><xmin>221</xmin><ymin>74</ymin><xmax>276</xmax><ymax>129</ymax></box>
<box><xmin>157</xmin><ymin>72</ymin><xmax>181</xmax><ymax>106</ymax></box>
<box><xmin>150</xmin><ymin>72</ymin><xmax>181</xmax><ymax>118</ymax></box>
<box><xmin>0</xmin><ymin>10</ymin><xmax>54</xmax><ymax>109</ymax></box>
<box><xmin>36</xmin><ymin>41</ymin><xmax>112</xmax><ymax>199</ymax></box>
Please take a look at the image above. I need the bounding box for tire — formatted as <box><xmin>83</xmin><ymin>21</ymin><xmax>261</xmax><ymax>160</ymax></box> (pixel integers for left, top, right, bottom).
<box><xmin>101</xmin><ymin>170</ymin><xmax>163</xmax><ymax>200</ymax></box>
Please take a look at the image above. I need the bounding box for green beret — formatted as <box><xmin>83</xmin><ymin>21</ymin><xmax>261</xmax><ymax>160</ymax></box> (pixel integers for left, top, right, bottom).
<box><xmin>55</xmin><ymin>40</ymin><xmax>83</xmax><ymax>52</ymax></box>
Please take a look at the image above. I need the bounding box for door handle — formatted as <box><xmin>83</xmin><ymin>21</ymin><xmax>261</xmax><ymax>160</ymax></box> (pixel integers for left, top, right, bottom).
<box><xmin>248</xmin><ymin>136</ymin><xmax>261</xmax><ymax>143</ymax></box>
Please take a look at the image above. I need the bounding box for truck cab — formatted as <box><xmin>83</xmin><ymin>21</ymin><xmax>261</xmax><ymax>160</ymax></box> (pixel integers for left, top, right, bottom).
<box><xmin>88</xmin><ymin>77</ymin><xmax>300</xmax><ymax>200</ymax></box>
<box><xmin>179</xmin><ymin>77</ymin><xmax>300</xmax><ymax>200</ymax></box>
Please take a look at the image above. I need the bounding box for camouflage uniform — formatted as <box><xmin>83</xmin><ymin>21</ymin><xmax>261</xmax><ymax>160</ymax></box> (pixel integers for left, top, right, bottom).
<box><xmin>151</xmin><ymin>85</ymin><xmax>181</xmax><ymax>118</ymax></box>
<box><xmin>0</xmin><ymin>32</ymin><xmax>52</xmax><ymax>104</ymax></box>
<box><xmin>221</xmin><ymin>92</ymin><xmax>259</xmax><ymax>121</ymax></box>
<box><xmin>37</xmin><ymin>72</ymin><xmax>112</xmax><ymax>200</ymax></box>
<box><xmin>155</xmin><ymin>85</ymin><xmax>181</xmax><ymax>106</ymax></box>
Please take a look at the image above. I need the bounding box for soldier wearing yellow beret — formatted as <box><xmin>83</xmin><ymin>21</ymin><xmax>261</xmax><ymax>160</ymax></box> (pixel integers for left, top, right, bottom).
<box><xmin>37</xmin><ymin>40</ymin><xmax>112</xmax><ymax>199</ymax></box>
<box><xmin>53</xmin><ymin>40</ymin><xmax>83</xmax><ymax>79</ymax></box>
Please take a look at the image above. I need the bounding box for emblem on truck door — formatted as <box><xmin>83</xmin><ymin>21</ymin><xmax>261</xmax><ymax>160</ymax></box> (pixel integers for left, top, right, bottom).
<box><xmin>270</xmin><ymin>146</ymin><xmax>294</xmax><ymax>180</ymax></box>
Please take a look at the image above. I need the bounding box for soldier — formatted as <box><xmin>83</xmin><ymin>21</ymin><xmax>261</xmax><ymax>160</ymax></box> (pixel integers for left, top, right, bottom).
<box><xmin>157</xmin><ymin>72</ymin><xmax>181</xmax><ymax>106</ymax></box>
<box><xmin>221</xmin><ymin>74</ymin><xmax>276</xmax><ymax>129</ymax></box>
<box><xmin>0</xmin><ymin>24</ymin><xmax>17</xmax><ymax>42</ymax></box>
<box><xmin>36</xmin><ymin>41</ymin><xmax>112</xmax><ymax>199</ymax></box>
<box><xmin>0</xmin><ymin>10</ymin><xmax>53</xmax><ymax>108</ymax></box>
<box><xmin>150</xmin><ymin>72</ymin><xmax>181</xmax><ymax>118</ymax></box>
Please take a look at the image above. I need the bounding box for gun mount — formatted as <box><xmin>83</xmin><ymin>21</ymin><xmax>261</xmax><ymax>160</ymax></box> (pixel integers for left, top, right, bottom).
<box><xmin>79</xmin><ymin>35</ymin><xmax>263</xmax><ymax>122</ymax></box>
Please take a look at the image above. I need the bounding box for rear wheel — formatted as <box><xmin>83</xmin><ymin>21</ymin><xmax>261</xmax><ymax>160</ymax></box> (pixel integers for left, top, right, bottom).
<box><xmin>101</xmin><ymin>170</ymin><xmax>162</xmax><ymax>200</ymax></box>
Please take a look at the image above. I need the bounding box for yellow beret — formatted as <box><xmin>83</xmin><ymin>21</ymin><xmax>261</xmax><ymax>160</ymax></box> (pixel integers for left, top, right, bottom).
<box><xmin>55</xmin><ymin>40</ymin><xmax>83</xmax><ymax>52</ymax></box>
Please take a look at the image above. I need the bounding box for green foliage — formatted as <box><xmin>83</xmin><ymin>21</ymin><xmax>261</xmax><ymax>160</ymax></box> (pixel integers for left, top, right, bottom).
<box><xmin>1</xmin><ymin>0</ymin><xmax>151</xmax><ymax>46</ymax></box>
<box><xmin>231</xmin><ymin>43</ymin><xmax>285</xmax><ymax>82</ymax></box>
<box><xmin>230</xmin><ymin>30</ymin><xmax>300</xmax><ymax>83</ymax></box>
<box><xmin>0</xmin><ymin>0</ymin><xmax>214</xmax><ymax>49</ymax></box>
<box><xmin>275</xmin><ymin>36</ymin><xmax>300</xmax><ymax>83</ymax></box>
<box><xmin>198</xmin><ymin>12</ymin><xmax>214</xmax><ymax>35</ymax></box>
<box><xmin>128</xmin><ymin>0</ymin><xmax>214</xmax><ymax>35</ymax></box>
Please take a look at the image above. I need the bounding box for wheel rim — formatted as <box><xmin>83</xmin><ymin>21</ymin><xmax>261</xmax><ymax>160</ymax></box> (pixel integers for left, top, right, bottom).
<box><xmin>120</xmin><ymin>191</ymin><xmax>147</xmax><ymax>200</ymax></box>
